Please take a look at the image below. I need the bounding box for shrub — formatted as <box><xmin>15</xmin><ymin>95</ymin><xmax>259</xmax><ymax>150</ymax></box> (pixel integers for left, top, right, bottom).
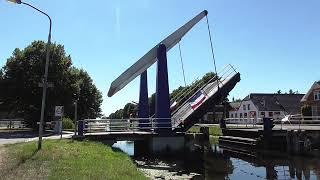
<box><xmin>301</xmin><ymin>105</ymin><xmax>312</xmax><ymax>116</ymax></box>
<box><xmin>62</xmin><ymin>117</ymin><xmax>75</xmax><ymax>130</ymax></box>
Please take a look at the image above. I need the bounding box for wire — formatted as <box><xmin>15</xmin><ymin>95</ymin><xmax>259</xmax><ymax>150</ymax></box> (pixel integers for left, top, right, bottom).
<box><xmin>178</xmin><ymin>42</ymin><xmax>187</xmax><ymax>87</ymax></box>
<box><xmin>205</xmin><ymin>15</ymin><xmax>219</xmax><ymax>89</ymax></box>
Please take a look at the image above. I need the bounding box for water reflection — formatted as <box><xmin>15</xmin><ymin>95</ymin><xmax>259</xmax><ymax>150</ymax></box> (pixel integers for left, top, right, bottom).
<box><xmin>112</xmin><ymin>138</ymin><xmax>320</xmax><ymax>180</ymax></box>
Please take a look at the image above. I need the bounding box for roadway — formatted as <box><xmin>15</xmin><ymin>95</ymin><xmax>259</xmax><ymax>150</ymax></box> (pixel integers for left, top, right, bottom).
<box><xmin>0</xmin><ymin>130</ymin><xmax>73</xmax><ymax>145</ymax></box>
<box><xmin>194</xmin><ymin>123</ymin><xmax>320</xmax><ymax>131</ymax></box>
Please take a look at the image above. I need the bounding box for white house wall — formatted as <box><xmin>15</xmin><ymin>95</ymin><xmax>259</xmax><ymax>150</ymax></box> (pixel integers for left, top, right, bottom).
<box><xmin>229</xmin><ymin>100</ymin><xmax>286</xmax><ymax>121</ymax></box>
<box><xmin>229</xmin><ymin>100</ymin><xmax>258</xmax><ymax>118</ymax></box>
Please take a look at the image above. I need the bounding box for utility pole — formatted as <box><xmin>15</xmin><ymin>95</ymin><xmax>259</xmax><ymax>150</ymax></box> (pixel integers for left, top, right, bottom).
<box><xmin>7</xmin><ymin>0</ymin><xmax>52</xmax><ymax>150</ymax></box>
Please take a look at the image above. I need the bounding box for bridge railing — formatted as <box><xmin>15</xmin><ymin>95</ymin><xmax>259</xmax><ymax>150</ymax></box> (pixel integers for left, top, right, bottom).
<box><xmin>224</xmin><ymin>118</ymin><xmax>263</xmax><ymax>128</ymax></box>
<box><xmin>224</xmin><ymin>116</ymin><xmax>320</xmax><ymax>130</ymax></box>
<box><xmin>273</xmin><ymin>116</ymin><xmax>320</xmax><ymax>130</ymax></box>
<box><xmin>171</xmin><ymin>64</ymin><xmax>238</xmax><ymax>128</ymax></box>
<box><xmin>0</xmin><ymin>119</ymin><xmax>26</xmax><ymax>129</ymax></box>
<box><xmin>81</xmin><ymin>118</ymin><xmax>179</xmax><ymax>134</ymax></box>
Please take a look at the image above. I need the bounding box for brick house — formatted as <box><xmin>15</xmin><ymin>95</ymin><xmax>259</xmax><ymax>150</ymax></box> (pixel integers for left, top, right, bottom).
<box><xmin>301</xmin><ymin>81</ymin><xmax>320</xmax><ymax>116</ymax></box>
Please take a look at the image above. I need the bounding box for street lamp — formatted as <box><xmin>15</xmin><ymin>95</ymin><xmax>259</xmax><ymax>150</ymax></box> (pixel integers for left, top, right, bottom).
<box><xmin>7</xmin><ymin>0</ymin><xmax>52</xmax><ymax>150</ymax></box>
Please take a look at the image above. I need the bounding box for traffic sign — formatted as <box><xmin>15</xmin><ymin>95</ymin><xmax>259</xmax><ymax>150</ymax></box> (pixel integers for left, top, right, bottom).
<box><xmin>55</xmin><ymin>106</ymin><xmax>64</xmax><ymax>117</ymax></box>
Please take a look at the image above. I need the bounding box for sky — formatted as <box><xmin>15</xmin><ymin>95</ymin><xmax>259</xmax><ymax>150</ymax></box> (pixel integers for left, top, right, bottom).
<box><xmin>1</xmin><ymin>0</ymin><xmax>319</xmax><ymax>116</ymax></box>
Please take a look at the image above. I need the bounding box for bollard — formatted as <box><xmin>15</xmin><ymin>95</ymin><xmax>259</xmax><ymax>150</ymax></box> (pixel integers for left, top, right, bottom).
<box><xmin>263</xmin><ymin>117</ymin><xmax>274</xmax><ymax>132</ymax></box>
<box><xmin>220</xmin><ymin>119</ymin><xmax>226</xmax><ymax>129</ymax></box>
<box><xmin>78</xmin><ymin>120</ymin><xmax>84</xmax><ymax>136</ymax></box>
<box><xmin>200</xmin><ymin>127</ymin><xmax>209</xmax><ymax>141</ymax></box>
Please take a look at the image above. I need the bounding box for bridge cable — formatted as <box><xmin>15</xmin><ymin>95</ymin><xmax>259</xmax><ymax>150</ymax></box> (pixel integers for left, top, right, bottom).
<box><xmin>205</xmin><ymin>15</ymin><xmax>219</xmax><ymax>88</ymax></box>
<box><xmin>178</xmin><ymin>42</ymin><xmax>187</xmax><ymax>87</ymax></box>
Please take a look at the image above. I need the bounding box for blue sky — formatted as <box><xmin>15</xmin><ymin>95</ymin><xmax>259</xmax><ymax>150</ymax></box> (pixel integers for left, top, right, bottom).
<box><xmin>1</xmin><ymin>0</ymin><xmax>319</xmax><ymax>116</ymax></box>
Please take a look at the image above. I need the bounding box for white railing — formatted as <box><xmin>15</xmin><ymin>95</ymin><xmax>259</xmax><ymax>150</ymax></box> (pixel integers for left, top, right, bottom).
<box><xmin>81</xmin><ymin>118</ymin><xmax>178</xmax><ymax>134</ymax></box>
<box><xmin>273</xmin><ymin>115</ymin><xmax>320</xmax><ymax>130</ymax></box>
<box><xmin>224</xmin><ymin>116</ymin><xmax>320</xmax><ymax>130</ymax></box>
<box><xmin>225</xmin><ymin>118</ymin><xmax>263</xmax><ymax>128</ymax></box>
<box><xmin>0</xmin><ymin>119</ymin><xmax>26</xmax><ymax>129</ymax></box>
<box><xmin>171</xmin><ymin>64</ymin><xmax>238</xmax><ymax>128</ymax></box>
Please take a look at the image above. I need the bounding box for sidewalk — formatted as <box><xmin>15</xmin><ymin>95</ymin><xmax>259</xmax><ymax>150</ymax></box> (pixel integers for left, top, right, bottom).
<box><xmin>0</xmin><ymin>131</ymin><xmax>74</xmax><ymax>145</ymax></box>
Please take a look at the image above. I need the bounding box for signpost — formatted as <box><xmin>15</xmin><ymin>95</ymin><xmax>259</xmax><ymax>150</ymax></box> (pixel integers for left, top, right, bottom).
<box><xmin>55</xmin><ymin>106</ymin><xmax>64</xmax><ymax>139</ymax></box>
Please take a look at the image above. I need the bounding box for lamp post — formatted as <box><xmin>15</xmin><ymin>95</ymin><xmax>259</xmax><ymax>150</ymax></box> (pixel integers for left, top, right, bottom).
<box><xmin>73</xmin><ymin>90</ymin><xmax>79</xmax><ymax>136</ymax></box>
<box><xmin>7</xmin><ymin>0</ymin><xmax>52</xmax><ymax>150</ymax></box>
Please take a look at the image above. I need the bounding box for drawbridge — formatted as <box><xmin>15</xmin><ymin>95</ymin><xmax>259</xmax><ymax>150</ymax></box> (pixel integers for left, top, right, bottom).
<box><xmin>171</xmin><ymin>65</ymin><xmax>240</xmax><ymax>131</ymax></box>
<box><xmin>106</xmin><ymin>10</ymin><xmax>241</xmax><ymax>133</ymax></box>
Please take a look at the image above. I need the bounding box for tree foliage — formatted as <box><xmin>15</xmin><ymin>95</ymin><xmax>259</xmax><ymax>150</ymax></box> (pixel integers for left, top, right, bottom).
<box><xmin>0</xmin><ymin>41</ymin><xmax>102</xmax><ymax>127</ymax></box>
<box><xmin>301</xmin><ymin>105</ymin><xmax>312</xmax><ymax>116</ymax></box>
<box><xmin>109</xmin><ymin>72</ymin><xmax>218</xmax><ymax>118</ymax></box>
<box><xmin>275</xmin><ymin>89</ymin><xmax>299</xmax><ymax>94</ymax></box>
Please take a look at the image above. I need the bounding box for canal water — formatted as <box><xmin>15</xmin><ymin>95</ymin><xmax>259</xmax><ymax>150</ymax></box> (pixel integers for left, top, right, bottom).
<box><xmin>112</xmin><ymin>137</ymin><xmax>320</xmax><ymax>180</ymax></box>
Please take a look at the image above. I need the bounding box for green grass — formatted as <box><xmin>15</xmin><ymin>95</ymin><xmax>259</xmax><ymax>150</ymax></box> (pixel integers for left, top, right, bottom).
<box><xmin>1</xmin><ymin>140</ymin><xmax>146</xmax><ymax>180</ymax></box>
<box><xmin>187</xmin><ymin>126</ymin><xmax>222</xmax><ymax>136</ymax></box>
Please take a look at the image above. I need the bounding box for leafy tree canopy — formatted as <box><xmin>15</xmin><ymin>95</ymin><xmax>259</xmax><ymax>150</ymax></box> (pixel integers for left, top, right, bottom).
<box><xmin>109</xmin><ymin>72</ymin><xmax>218</xmax><ymax>118</ymax></box>
<box><xmin>0</xmin><ymin>41</ymin><xmax>102</xmax><ymax>127</ymax></box>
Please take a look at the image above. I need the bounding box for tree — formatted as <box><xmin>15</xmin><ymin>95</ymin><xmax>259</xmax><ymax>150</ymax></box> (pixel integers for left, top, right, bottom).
<box><xmin>301</xmin><ymin>105</ymin><xmax>312</xmax><ymax>116</ymax></box>
<box><xmin>72</xmin><ymin>68</ymin><xmax>103</xmax><ymax>120</ymax></box>
<box><xmin>231</xmin><ymin>97</ymin><xmax>242</xmax><ymax>102</ymax></box>
<box><xmin>0</xmin><ymin>41</ymin><xmax>102</xmax><ymax>127</ymax></box>
<box><xmin>288</xmin><ymin>89</ymin><xmax>294</xmax><ymax>94</ymax></box>
<box><xmin>275</xmin><ymin>89</ymin><xmax>299</xmax><ymax>94</ymax></box>
<box><xmin>109</xmin><ymin>72</ymin><xmax>218</xmax><ymax>117</ymax></box>
<box><xmin>122</xmin><ymin>103</ymin><xmax>136</xmax><ymax>118</ymax></box>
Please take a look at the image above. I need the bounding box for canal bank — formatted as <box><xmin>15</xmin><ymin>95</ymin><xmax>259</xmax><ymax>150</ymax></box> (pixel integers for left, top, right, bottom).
<box><xmin>113</xmin><ymin>135</ymin><xmax>320</xmax><ymax>180</ymax></box>
<box><xmin>0</xmin><ymin>140</ymin><xmax>146</xmax><ymax>179</ymax></box>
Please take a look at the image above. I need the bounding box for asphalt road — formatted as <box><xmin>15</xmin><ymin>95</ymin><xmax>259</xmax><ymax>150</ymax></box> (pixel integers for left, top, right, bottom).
<box><xmin>0</xmin><ymin>131</ymin><xmax>73</xmax><ymax>145</ymax></box>
<box><xmin>195</xmin><ymin>123</ymin><xmax>320</xmax><ymax>130</ymax></box>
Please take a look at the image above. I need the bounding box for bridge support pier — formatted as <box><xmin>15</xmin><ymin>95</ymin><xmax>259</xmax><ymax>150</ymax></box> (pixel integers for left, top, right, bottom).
<box><xmin>155</xmin><ymin>44</ymin><xmax>171</xmax><ymax>133</ymax></box>
<box><xmin>139</xmin><ymin>70</ymin><xmax>150</xmax><ymax>129</ymax></box>
<box><xmin>134</xmin><ymin>134</ymin><xmax>185</xmax><ymax>156</ymax></box>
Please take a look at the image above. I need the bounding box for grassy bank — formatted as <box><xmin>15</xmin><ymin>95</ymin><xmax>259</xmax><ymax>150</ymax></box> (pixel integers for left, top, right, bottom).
<box><xmin>187</xmin><ymin>126</ymin><xmax>222</xmax><ymax>136</ymax></box>
<box><xmin>0</xmin><ymin>140</ymin><xmax>146</xmax><ymax>180</ymax></box>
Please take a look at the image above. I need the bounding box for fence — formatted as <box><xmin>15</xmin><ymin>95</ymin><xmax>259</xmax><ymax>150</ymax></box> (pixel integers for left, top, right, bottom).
<box><xmin>0</xmin><ymin>119</ymin><xmax>26</xmax><ymax>129</ymax></box>
<box><xmin>225</xmin><ymin>118</ymin><xmax>263</xmax><ymax>128</ymax></box>
<box><xmin>225</xmin><ymin>116</ymin><xmax>320</xmax><ymax>130</ymax></box>
<box><xmin>81</xmin><ymin>118</ymin><xmax>178</xmax><ymax>134</ymax></box>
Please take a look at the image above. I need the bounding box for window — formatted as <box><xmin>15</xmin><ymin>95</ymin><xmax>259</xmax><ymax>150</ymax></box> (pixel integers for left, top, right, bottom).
<box><xmin>231</xmin><ymin>114</ymin><xmax>234</xmax><ymax>118</ymax></box>
<box><xmin>314</xmin><ymin>91</ymin><xmax>320</xmax><ymax>101</ymax></box>
<box><xmin>269</xmin><ymin>112</ymin><xmax>273</xmax><ymax>117</ymax></box>
<box><xmin>260</xmin><ymin>112</ymin><xmax>265</xmax><ymax>117</ymax></box>
<box><xmin>244</xmin><ymin>113</ymin><xmax>247</xmax><ymax>118</ymax></box>
<box><xmin>243</xmin><ymin>105</ymin><xmax>246</xmax><ymax>111</ymax></box>
<box><xmin>248</xmin><ymin>104</ymin><xmax>251</xmax><ymax>110</ymax></box>
<box><xmin>240</xmin><ymin>113</ymin><xmax>243</xmax><ymax>118</ymax></box>
<box><xmin>274</xmin><ymin>112</ymin><xmax>281</xmax><ymax>115</ymax></box>
<box><xmin>235</xmin><ymin>113</ymin><xmax>238</xmax><ymax>118</ymax></box>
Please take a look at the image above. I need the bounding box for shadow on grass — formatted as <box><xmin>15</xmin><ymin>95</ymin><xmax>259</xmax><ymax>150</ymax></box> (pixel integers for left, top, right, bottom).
<box><xmin>111</xmin><ymin>146</ymin><xmax>126</xmax><ymax>153</ymax></box>
<box><xmin>18</xmin><ymin>148</ymin><xmax>38</xmax><ymax>165</ymax></box>
<box><xmin>2</xmin><ymin>147</ymin><xmax>39</xmax><ymax>178</ymax></box>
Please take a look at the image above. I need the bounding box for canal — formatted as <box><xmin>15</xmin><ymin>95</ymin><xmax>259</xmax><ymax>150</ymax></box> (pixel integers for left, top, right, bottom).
<box><xmin>112</xmin><ymin>136</ymin><xmax>320</xmax><ymax>179</ymax></box>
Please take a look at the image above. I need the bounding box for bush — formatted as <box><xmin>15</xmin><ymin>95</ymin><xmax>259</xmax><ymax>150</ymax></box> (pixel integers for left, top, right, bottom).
<box><xmin>301</xmin><ymin>105</ymin><xmax>312</xmax><ymax>116</ymax></box>
<box><xmin>62</xmin><ymin>117</ymin><xmax>75</xmax><ymax>130</ymax></box>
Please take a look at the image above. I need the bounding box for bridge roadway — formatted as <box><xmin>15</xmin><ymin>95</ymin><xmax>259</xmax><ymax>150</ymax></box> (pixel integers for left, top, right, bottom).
<box><xmin>194</xmin><ymin>124</ymin><xmax>320</xmax><ymax>131</ymax></box>
<box><xmin>80</xmin><ymin>124</ymin><xmax>320</xmax><ymax>142</ymax></box>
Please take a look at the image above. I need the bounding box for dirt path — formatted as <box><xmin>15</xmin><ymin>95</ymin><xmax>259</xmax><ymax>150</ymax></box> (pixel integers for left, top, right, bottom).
<box><xmin>0</xmin><ymin>146</ymin><xmax>7</xmax><ymax>177</ymax></box>
<box><xmin>0</xmin><ymin>146</ymin><xmax>4</xmax><ymax>166</ymax></box>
